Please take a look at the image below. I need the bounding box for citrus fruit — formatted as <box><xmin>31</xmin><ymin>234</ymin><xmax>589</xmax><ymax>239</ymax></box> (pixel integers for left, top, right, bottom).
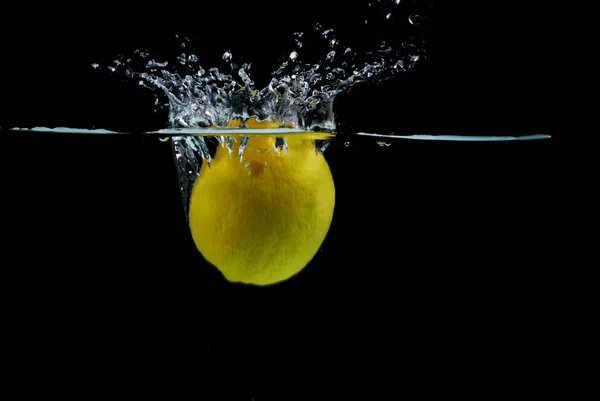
<box><xmin>188</xmin><ymin>118</ymin><xmax>335</xmax><ymax>285</ymax></box>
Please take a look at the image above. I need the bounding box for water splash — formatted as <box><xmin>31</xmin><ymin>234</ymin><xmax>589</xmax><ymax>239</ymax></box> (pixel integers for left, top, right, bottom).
<box><xmin>98</xmin><ymin>3</ymin><xmax>427</xmax><ymax>135</ymax></box>
<box><xmin>96</xmin><ymin>0</ymin><xmax>429</xmax><ymax>211</ymax></box>
<box><xmin>172</xmin><ymin>135</ymin><xmax>212</xmax><ymax>216</ymax></box>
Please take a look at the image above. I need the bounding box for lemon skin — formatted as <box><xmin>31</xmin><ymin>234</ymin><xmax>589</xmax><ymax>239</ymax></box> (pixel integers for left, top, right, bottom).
<box><xmin>188</xmin><ymin>132</ymin><xmax>335</xmax><ymax>286</ymax></box>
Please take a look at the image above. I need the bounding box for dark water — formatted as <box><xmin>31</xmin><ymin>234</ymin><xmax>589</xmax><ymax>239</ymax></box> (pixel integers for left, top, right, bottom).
<box><xmin>0</xmin><ymin>1</ymin><xmax>585</xmax><ymax>397</ymax></box>
<box><xmin>1</xmin><ymin>130</ymin><xmax>572</xmax><ymax>393</ymax></box>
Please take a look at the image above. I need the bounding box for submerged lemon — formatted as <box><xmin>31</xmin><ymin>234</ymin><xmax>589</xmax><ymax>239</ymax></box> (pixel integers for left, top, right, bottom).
<box><xmin>188</xmin><ymin>119</ymin><xmax>335</xmax><ymax>286</ymax></box>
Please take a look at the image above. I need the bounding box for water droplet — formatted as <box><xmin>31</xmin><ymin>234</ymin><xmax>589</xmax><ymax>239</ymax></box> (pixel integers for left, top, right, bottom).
<box><xmin>146</xmin><ymin>60</ymin><xmax>168</xmax><ymax>68</ymax></box>
<box><xmin>289</xmin><ymin>51</ymin><xmax>299</xmax><ymax>60</ymax></box>
<box><xmin>408</xmin><ymin>13</ymin><xmax>422</xmax><ymax>25</ymax></box>
<box><xmin>344</xmin><ymin>47</ymin><xmax>352</xmax><ymax>55</ymax></box>
<box><xmin>222</xmin><ymin>51</ymin><xmax>232</xmax><ymax>61</ymax></box>
<box><xmin>365</xmin><ymin>19</ymin><xmax>368</xmax><ymax>24</ymax></box>
<box><xmin>180</xmin><ymin>37</ymin><xmax>189</xmax><ymax>48</ymax></box>
<box><xmin>344</xmin><ymin>141</ymin><xmax>351</xmax><ymax>147</ymax></box>
<box><xmin>294</xmin><ymin>31</ymin><xmax>304</xmax><ymax>38</ymax></box>
<box><xmin>394</xmin><ymin>60</ymin><xmax>405</xmax><ymax>70</ymax></box>
<box><xmin>376</xmin><ymin>141</ymin><xmax>392</xmax><ymax>147</ymax></box>
<box><xmin>386</xmin><ymin>13</ymin><xmax>392</xmax><ymax>19</ymax></box>
<box><xmin>395</xmin><ymin>0</ymin><xmax>401</xmax><ymax>4</ymax></box>
<box><xmin>409</xmin><ymin>54</ymin><xmax>420</xmax><ymax>67</ymax></box>
<box><xmin>314</xmin><ymin>22</ymin><xmax>323</xmax><ymax>31</ymax></box>
<box><xmin>326</xmin><ymin>51</ymin><xmax>335</xmax><ymax>62</ymax></box>
<box><xmin>295</xmin><ymin>39</ymin><xmax>302</xmax><ymax>48</ymax></box>
<box><xmin>238</xmin><ymin>67</ymin><xmax>252</xmax><ymax>85</ymax></box>
<box><xmin>91</xmin><ymin>63</ymin><xmax>100</xmax><ymax>69</ymax></box>
<box><xmin>159</xmin><ymin>137</ymin><xmax>170</xmax><ymax>142</ymax></box>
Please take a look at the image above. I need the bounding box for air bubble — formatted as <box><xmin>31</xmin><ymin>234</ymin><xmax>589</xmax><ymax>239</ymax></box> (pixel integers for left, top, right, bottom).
<box><xmin>408</xmin><ymin>13</ymin><xmax>422</xmax><ymax>25</ymax></box>
<box><xmin>315</xmin><ymin>139</ymin><xmax>331</xmax><ymax>153</ymax></box>
<box><xmin>275</xmin><ymin>137</ymin><xmax>288</xmax><ymax>152</ymax></box>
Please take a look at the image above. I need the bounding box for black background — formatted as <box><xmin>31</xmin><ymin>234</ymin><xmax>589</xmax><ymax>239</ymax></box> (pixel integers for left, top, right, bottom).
<box><xmin>1</xmin><ymin>1</ymin><xmax>588</xmax><ymax>397</ymax></box>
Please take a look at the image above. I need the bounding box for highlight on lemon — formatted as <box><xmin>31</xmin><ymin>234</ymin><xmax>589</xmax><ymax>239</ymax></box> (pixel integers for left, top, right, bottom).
<box><xmin>188</xmin><ymin>117</ymin><xmax>335</xmax><ymax>286</ymax></box>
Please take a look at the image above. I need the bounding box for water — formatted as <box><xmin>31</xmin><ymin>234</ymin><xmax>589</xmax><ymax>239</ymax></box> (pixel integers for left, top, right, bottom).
<box><xmin>82</xmin><ymin>1</ymin><xmax>427</xmax><ymax>145</ymax></box>
<box><xmin>1</xmin><ymin>1</ymin><xmax>564</xmax><ymax>383</ymax></box>
<box><xmin>101</xmin><ymin>27</ymin><xmax>423</xmax><ymax>135</ymax></box>
<box><xmin>2</xmin><ymin>1</ymin><xmax>555</xmax><ymax>284</ymax></box>
<box><xmin>3</xmin><ymin>0</ymin><xmax>550</xmax><ymax>267</ymax></box>
<box><xmin>71</xmin><ymin>1</ymin><xmax>428</xmax><ymax>220</ymax></box>
<box><xmin>42</xmin><ymin>0</ymin><xmax>534</xmax><ymax>220</ymax></box>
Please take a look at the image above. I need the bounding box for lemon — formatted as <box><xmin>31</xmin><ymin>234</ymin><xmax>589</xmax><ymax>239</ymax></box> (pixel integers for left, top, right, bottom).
<box><xmin>188</xmin><ymin>118</ymin><xmax>335</xmax><ymax>285</ymax></box>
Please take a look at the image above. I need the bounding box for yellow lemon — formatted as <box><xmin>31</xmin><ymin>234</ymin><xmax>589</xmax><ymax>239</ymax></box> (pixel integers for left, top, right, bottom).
<box><xmin>188</xmin><ymin>118</ymin><xmax>335</xmax><ymax>285</ymax></box>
